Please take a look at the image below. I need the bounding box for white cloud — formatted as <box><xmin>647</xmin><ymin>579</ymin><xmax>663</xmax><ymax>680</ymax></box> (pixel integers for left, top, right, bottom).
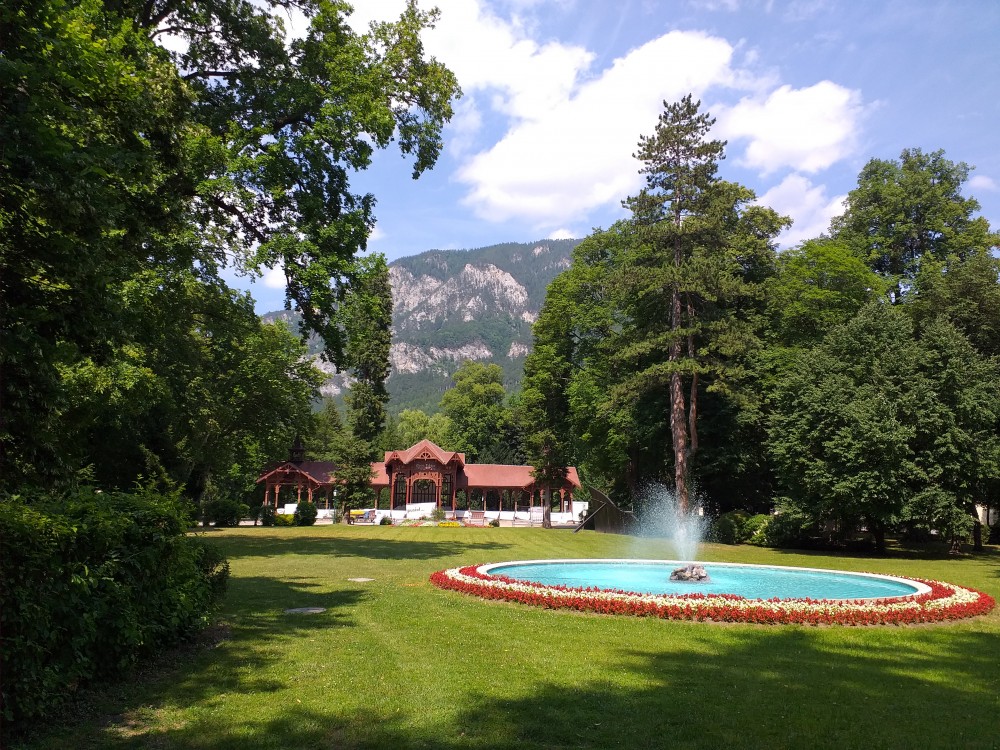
<box><xmin>757</xmin><ymin>173</ymin><xmax>845</xmax><ymax>247</ymax></box>
<box><xmin>548</xmin><ymin>228</ymin><xmax>576</xmax><ymax>239</ymax></box>
<box><xmin>369</xmin><ymin>226</ymin><xmax>387</xmax><ymax>242</ymax></box>
<box><xmin>457</xmin><ymin>29</ymin><xmax>739</xmax><ymax>223</ymax></box>
<box><xmin>969</xmin><ymin>174</ymin><xmax>998</xmax><ymax>192</ymax></box>
<box><xmin>262</xmin><ymin>264</ymin><xmax>287</xmax><ymax>289</ymax></box>
<box><xmin>717</xmin><ymin>81</ymin><xmax>864</xmax><ymax>175</ymax></box>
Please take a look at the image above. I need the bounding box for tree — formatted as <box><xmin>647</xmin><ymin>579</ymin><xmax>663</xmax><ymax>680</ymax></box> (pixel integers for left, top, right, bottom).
<box><xmin>765</xmin><ymin>238</ymin><xmax>884</xmax><ymax>348</ymax></box>
<box><xmin>909</xmin><ymin>250</ymin><xmax>1000</xmax><ymax>357</ymax></box>
<box><xmin>311</xmin><ymin>398</ymin><xmax>346</xmax><ymax>458</ymax></box>
<box><xmin>343</xmin><ymin>255</ymin><xmax>392</xmax><ymax>450</ymax></box>
<box><xmin>440</xmin><ymin>361</ymin><xmax>519</xmax><ymax>463</ymax></box>
<box><xmin>768</xmin><ymin>302</ymin><xmax>1000</xmax><ymax>553</ymax></box>
<box><xmin>1</xmin><ymin>0</ymin><xmax>458</xmax><ymax>485</ymax></box>
<box><xmin>768</xmin><ymin>303</ymin><xmax>929</xmax><ymax>553</ymax></box>
<box><xmin>396</xmin><ymin>409</ymin><xmax>452</xmax><ymax>448</ymax></box>
<box><xmin>57</xmin><ymin>273</ymin><xmax>322</xmax><ymax>501</ymax></box>
<box><xmin>831</xmin><ymin>148</ymin><xmax>998</xmax><ymax>301</ymax></box>
<box><xmin>616</xmin><ymin>96</ymin><xmax>786</xmax><ymax>512</ymax></box>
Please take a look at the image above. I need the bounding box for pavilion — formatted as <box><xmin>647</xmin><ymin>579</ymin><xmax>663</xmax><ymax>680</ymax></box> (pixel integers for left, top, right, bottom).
<box><xmin>257</xmin><ymin>438</ymin><xmax>581</xmax><ymax>516</ymax></box>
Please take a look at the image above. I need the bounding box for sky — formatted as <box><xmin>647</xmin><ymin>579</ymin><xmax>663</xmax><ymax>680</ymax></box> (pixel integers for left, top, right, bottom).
<box><xmin>235</xmin><ymin>0</ymin><xmax>1000</xmax><ymax>313</ymax></box>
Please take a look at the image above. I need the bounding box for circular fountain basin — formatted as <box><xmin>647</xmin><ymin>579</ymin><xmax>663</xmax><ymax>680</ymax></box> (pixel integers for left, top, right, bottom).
<box><xmin>481</xmin><ymin>559</ymin><xmax>930</xmax><ymax>601</ymax></box>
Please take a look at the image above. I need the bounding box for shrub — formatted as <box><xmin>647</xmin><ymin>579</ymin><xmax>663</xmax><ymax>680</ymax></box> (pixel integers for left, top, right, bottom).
<box><xmin>273</xmin><ymin>512</ymin><xmax>295</xmax><ymax>527</ymax></box>
<box><xmin>258</xmin><ymin>505</ymin><xmax>276</xmax><ymax>527</ymax></box>
<box><xmin>201</xmin><ymin>498</ymin><xmax>248</xmax><ymax>527</ymax></box>
<box><xmin>760</xmin><ymin>502</ymin><xmax>814</xmax><ymax>548</ymax></box>
<box><xmin>0</xmin><ymin>488</ymin><xmax>227</xmax><ymax>725</ymax></box>
<box><xmin>745</xmin><ymin>514</ymin><xmax>772</xmax><ymax>545</ymax></box>
<box><xmin>488</xmin><ymin>518</ymin><xmax>500</xmax><ymax>527</ymax></box>
<box><xmin>429</xmin><ymin>507</ymin><xmax>446</xmax><ymax>522</ymax></box>
<box><xmin>293</xmin><ymin>501</ymin><xmax>318</xmax><ymax>526</ymax></box>
<box><xmin>714</xmin><ymin>510</ymin><xmax>751</xmax><ymax>545</ymax></box>
<box><xmin>379</xmin><ymin>515</ymin><xmax>393</xmax><ymax>526</ymax></box>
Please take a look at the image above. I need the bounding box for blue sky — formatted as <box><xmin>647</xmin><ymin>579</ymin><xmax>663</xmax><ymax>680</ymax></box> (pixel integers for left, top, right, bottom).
<box><xmin>236</xmin><ymin>0</ymin><xmax>1000</xmax><ymax>312</ymax></box>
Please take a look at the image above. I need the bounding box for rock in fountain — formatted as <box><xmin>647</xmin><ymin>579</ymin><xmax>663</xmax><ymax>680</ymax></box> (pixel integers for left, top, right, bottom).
<box><xmin>670</xmin><ymin>564</ymin><xmax>710</xmax><ymax>582</ymax></box>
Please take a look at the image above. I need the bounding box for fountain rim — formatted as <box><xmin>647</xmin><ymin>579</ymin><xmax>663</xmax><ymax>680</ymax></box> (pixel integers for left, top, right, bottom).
<box><xmin>477</xmin><ymin>558</ymin><xmax>933</xmax><ymax>600</ymax></box>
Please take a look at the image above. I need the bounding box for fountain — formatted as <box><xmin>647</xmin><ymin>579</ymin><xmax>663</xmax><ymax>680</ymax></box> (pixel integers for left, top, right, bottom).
<box><xmin>629</xmin><ymin>484</ymin><xmax>712</xmax><ymax>583</ymax></box>
<box><xmin>430</xmin><ymin>488</ymin><xmax>995</xmax><ymax>624</ymax></box>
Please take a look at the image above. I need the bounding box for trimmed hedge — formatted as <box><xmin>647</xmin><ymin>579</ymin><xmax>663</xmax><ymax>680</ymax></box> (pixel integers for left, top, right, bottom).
<box><xmin>0</xmin><ymin>488</ymin><xmax>229</xmax><ymax>725</ymax></box>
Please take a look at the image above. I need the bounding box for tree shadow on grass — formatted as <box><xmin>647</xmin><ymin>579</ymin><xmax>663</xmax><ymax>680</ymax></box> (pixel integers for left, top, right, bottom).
<box><xmin>441</xmin><ymin>627</ymin><xmax>1000</xmax><ymax>750</ymax></box>
<box><xmin>18</xmin><ymin>622</ymin><xmax>1000</xmax><ymax>749</ymax></box>
<box><xmin>7</xmin><ymin>577</ymin><xmax>365</xmax><ymax>750</ymax></box>
<box><xmin>213</xmin><ymin>534</ymin><xmax>514</xmax><ymax>562</ymax></box>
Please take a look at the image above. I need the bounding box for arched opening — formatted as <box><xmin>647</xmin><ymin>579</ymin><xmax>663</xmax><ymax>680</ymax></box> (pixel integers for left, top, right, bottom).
<box><xmin>412</xmin><ymin>479</ymin><xmax>436</xmax><ymax>505</ymax></box>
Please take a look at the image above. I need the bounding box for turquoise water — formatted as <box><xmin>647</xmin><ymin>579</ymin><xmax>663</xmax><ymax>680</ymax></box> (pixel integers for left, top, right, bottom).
<box><xmin>486</xmin><ymin>561</ymin><xmax>922</xmax><ymax>601</ymax></box>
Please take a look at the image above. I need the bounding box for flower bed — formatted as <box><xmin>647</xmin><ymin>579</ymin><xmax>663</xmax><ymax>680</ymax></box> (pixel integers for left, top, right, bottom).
<box><xmin>430</xmin><ymin>564</ymin><xmax>995</xmax><ymax>626</ymax></box>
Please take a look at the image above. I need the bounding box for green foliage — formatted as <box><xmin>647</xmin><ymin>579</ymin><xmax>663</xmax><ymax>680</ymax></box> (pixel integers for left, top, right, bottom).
<box><xmin>258</xmin><ymin>505</ymin><xmax>276</xmax><ymax>527</ymax></box>
<box><xmin>396</xmin><ymin>409</ymin><xmax>453</xmax><ymax>447</ymax></box>
<box><xmin>758</xmin><ymin>504</ymin><xmax>815</xmax><ymax>548</ymax></box>
<box><xmin>329</xmin><ymin>437</ymin><xmax>376</xmax><ymax>511</ymax></box>
<box><xmin>831</xmin><ymin>148</ymin><xmax>998</xmax><ymax>299</ymax></box>
<box><xmin>0</xmin><ymin>487</ymin><xmax>226</xmax><ymax>724</ymax></box>
<box><xmin>379</xmin><ymin>515</ymin><xmax>394</xmax><ymax>526</ymax></box>
<box><xmin>293</xmin><ymin>501</ymin><xmax>318</xmax><ymax>527</ymax></box>
<box><xmin>767</xmin><ymin>302</ymin><xmax>1000</xmax><ymax>553</ymax></box>
<box><xmin>488</xmin><ymin>518</ymin><xmax>500</xmax><ymax>528</ymax></box>
<box><xmin>440</xmin><ymin>361</ymin><xmax>522</xmax><ymax>463</ymax></box>
<box><xmin>273</xmin><ymin>513</ymin><xmax>295</xmax><ymax>527</ymax></box>
<box><xmin>1</xmin><ymin>0</ymin><xmax>458</xmax><ymax>488</ymax></box>
<box><xmin>201</xmin><ymin>498</ymin><xmax>250</xmax><ymax>528</ymax></box>
<box><xmin>765</xmin><ymin>238</ymin><xmax>884</xmax><ymax>348</ymax></box>
<box><xmin>713</xmin><ymin>510</ymin><xmax>751</xmax><ymax>545</ymax></box>
<box><xmin>343</xmin><ymin>255</ymin><xmax>392</xmax><ymax>445</ymax></box>
<box><xmin>744</xmin><ymin>514</ymin><xmax>773</xmax><ymax>545</ymax></box>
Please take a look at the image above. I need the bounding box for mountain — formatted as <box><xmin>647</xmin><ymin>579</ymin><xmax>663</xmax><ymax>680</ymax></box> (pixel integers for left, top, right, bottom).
<box><xmin>262</xmin><ymin>238</ymin><xmax>582</xmax><ymax>413</ymax></box>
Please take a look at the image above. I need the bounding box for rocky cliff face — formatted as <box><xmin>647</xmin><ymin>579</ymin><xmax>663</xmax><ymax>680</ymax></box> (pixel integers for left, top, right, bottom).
<box><xmin>263</xmin><ymin>238</ymin><xmax>581</xmax><ymax>412</ymax></box>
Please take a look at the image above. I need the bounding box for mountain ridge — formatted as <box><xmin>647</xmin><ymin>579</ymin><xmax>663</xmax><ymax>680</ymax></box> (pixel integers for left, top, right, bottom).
<box><xmin>262</xmin><ymin>238</ymin><xmax>581</xmax><ymax>413</ymax></box>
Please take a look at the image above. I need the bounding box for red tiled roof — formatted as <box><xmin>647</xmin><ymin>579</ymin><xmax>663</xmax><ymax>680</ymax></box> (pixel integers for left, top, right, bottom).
<box><xmin>459</xmin><ymin>464</ymin><xmax>581</xmax><ymax>490</ymax></box>
<box><xmin>384</xmin><ymin>439</ymin><xmax>465</xmax><ymax>467</ymax></box>
<box><xmin>370</xmin><ymin>462</ymin><xmax>389</xmax><ymax>486</ymax></box>
<box><xmin>257</xmin><ymin>461</ymin><xmax>337</xmax><ymax>485</ymax></box>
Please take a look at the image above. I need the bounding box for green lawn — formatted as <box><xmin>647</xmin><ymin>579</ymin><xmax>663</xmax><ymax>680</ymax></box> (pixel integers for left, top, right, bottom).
<box><xmin>15</xmin><ymin>527</ymin><xmax>1000</xmax><ymax>750</ymax></box>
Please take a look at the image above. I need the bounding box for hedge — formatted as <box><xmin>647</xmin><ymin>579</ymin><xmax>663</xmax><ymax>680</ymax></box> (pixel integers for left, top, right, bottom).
<box><xmin>0</xmin><ymin>488</ymin><xmax>229</xmax><ymax>726</ymax></box>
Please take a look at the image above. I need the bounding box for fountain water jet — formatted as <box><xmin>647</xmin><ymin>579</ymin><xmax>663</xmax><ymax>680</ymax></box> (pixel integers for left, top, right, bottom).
<box><xmin>634</xmin><ymin>483</ymin><xmax>708</xmax><ymax>576</ymax></box>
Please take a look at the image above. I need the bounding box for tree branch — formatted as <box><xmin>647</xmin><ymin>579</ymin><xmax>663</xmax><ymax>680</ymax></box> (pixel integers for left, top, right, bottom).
<box><xmin>209</xmin><ymin>196</ymin><xmax>268</xmax><ymax>246</ymax></box>
<box><xmin>182</xmin><ymin>70</ymin><xmax>241</xmax><ymax>81</ymax></box>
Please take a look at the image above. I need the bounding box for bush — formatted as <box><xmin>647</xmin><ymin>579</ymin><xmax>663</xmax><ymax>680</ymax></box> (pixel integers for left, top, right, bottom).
<box><xmin>273</xmin><ymin>512</ymin><xmax>295</xmax><ymax>527</ymax></box>
<box><xmin>293</xmin><ymin>501</ymin><xmax>318</xmax><ymax>526</ymax></box>
<box><xmin>429</xmin><ymin>507</ymin><xmax>446</xmax><ymax>522</ymax></box>
<box><xmin>0</xmin><ymin>488</ymin><xmax>227</xmax><ymax>725</ymax></box>
<box><xmin>488</xmin><ymin>518</ymin><xmax>500</xmax><ymax>527</ymax></box>
<box><xmin>714</xmin><ymin>510</ymin><xmax>751</xmax><ymax>545</ymax></box>
<box><xmin>201</xmin><ymin>498</ymin><xmax>249</xmax><ymax>527</ymax></box>
<box><xmin>379</xmin><ymin>515</ymin><xmax>393</xmax><ymax>526</ymax></box>
<box><xmin>258</xmin><ymin>504</ymin><xmax>276</xmax><ymax>527</ymax></box>
<box><xmin>759</xmin><ymin>503</ymin><xmax>814</xmax><ymax>548</ymax></box>
<box><xmin>744</xmin><ymin>514</ymin><xmax>772</xmax><ymax>545</ymax></box>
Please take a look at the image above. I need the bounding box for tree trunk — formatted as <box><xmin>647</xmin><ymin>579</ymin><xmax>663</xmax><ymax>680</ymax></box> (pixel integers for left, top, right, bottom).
<box><xmin>972</xmin><ymin>519</ymin><xmax>983</xmax><ymax>552</ymax></box>
<box><xmin>670</xmin><ymin>285</ymin><xmax>689</xmax><ymax>514</ymax></box>
<box><xmin>872</xmin><ymin>524</ymin><xmax>886</xmax><ymax>555</ymax></box>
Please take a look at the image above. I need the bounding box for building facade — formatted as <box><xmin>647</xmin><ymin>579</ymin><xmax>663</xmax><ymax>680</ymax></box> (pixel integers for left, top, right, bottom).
<box><xmin>257</xmin><ymin>439</ymin><xmax>581</xmax><ymax>515</ymax></box>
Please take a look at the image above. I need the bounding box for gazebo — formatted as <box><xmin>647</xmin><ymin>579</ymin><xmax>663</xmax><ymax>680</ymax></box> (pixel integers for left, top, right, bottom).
<box><xmin>256</xmin><ymin>437</ymin><xmax>339</xmax><ymax>509</ymax></box>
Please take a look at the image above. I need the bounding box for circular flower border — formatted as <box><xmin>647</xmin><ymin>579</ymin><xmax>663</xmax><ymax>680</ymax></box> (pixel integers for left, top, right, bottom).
<box><xmin>430</xmin><ymin>563</ymin><xmax>995</xmax><ymax>626</ymax></box>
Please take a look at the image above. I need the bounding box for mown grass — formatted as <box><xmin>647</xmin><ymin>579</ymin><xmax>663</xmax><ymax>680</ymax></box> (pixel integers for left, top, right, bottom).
<box><xmin>13</xmin><ymin>526</ymin><xmax>1000</xmax><ymax>750</ymax></box>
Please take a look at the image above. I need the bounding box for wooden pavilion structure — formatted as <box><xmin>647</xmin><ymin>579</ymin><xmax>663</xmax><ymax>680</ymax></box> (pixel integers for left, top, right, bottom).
<box><xmin>257</xmin><ymin>438</ymin><xmax>580</xmax><ymax>513</ymax></box>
